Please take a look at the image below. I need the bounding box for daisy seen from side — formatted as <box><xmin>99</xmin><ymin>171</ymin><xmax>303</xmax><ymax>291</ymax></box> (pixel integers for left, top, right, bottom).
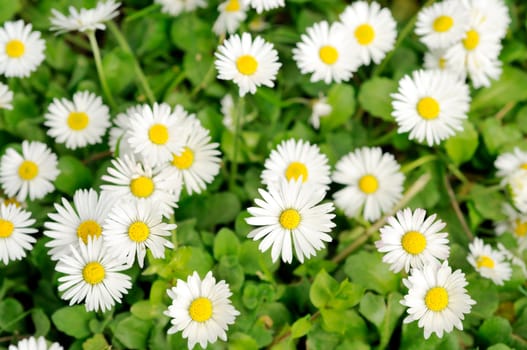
<box><xmin>8</xmin><ymin>336</ymin><xmax>63</xmax><ymax>350</ymax></box>
<box><xmin>467</xmin><ymin>237</ymin><xmax>512</xmax><ymax>285</ymax></box>
<box><xmin>154</xmin><ymin>0</ymin><xmax>207</xmax><ymax>17</ymax></box>
<box><xmin>0</xmin><ymin>82</ymin><xmax>13</xmax><ymax>110</ymax></box>
<box><xmin>50</xmin><ymin>0</ymin><xmax>121</xmax><ymax>34</ymax></box>
<box><xmin>213</xmin><ymin>0</ymin><xmax>247</xmax><ymax>36</ymax></box>
<box><xmin>242</xmin><ymin>0</ymin><xmax>285</xmax><ymax>13</ymax></box>
<box><xmin>0</xmin><ymin>203</ymin><xmax>37</xmax><ymax>265</ymax></box>
<box><xmin>309</xmin><ymin>94</ymin><xmax>332</xmax><ymax>129</ymax></box>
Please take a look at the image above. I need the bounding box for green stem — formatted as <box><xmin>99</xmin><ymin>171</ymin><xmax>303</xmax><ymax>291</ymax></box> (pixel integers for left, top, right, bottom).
<box><xmin>400</xmin><ymin>154</ymin><xmax>437</xmax><ymax>174</ymax></box>
<box><xmin>87</xmin><ymin>31</ymin><xmax>117</xmax><ymax>109</ymax></box>
<box><xmin>229</xmin><ymin>97</ymin><xmax>244</xmax><ymax>190</ymax></box>
<box><xmin>124</xmin><ymin>3</ymin><xmax>161</xmax><ymax>23</ymax></box>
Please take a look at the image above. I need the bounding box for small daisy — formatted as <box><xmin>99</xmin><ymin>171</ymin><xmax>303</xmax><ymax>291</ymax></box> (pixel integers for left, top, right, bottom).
<box><xmin>56</xmin><ymin>237</ymin><xmax>132</xmax><ymax>312</ymax></box>
<box><xmin>8</xmin><ymin>336</ymin><xmax>63</xmax><ymax>350</ymax></box>
<box><xmin>467</xmin><ymin>238</ymin><xmax>511</xmax><ymax>285</ymax></box>
<box><xmin>401</xmin><ymin>261</ymin><xmax>476</xmax><ymax>339</ymax></box>
<box><xmin>507</xmin><ymin>169</ymin><xmax>527</xmax><ymax>214</ymax></box>
<box><xmin>293</xmin><ymin>21</ymin><xmax>358</xmax><ymax>84</ymax></box>
<box><xmin>0</xmin><ymin>141</ymin><xmax>59</xmax><ymax>202</ymax></box>
<box><xmin>495</xmin><ymin>147</ymin><xmax>527</xmax><ymax>179</ymax></box>
<box><xmin>215</xmin><ymin>32</ymin><xmax>281</xmax><ymax>97</ymax></box>
<box><xmin>242</xmin><ymin>0</ymin><xmax>285</xmax><ymax>13</ymax></box>
<box><xmin>261</xmin><ymin>138</ymin><xmax>331</xmax><ymax>190</ymax></box>
<box><xmin>103</xmin><ymin>200</ymin><xmax>176</xmax><ymax>268</ymax></box>
<box><xmin>462</xmin><ymin>0</ymin><xmax>510</xmax><ymax>40</ymax></box>
<box><xmin>50</xmin><ymin>0</ymin><xmax>121</xmax><ymax>34</ymax></box>
<box><xmin>246</xmin><ymin>179</ymin><xmax>336</xmax><ymax>263</ymax></box>
<box><xmin>423</xmin><ymin>49</ymin><xmax>466</xmax><ymax>82</ymax></box>
<box><xmin>0</xmin><ymin>203</ymin><xmax>37</xmax><ymax>265</ymax></box>
<box><xmin>375</xmin><ymin>208</ymin><xmax>450</xmax><ymax>273</ymax></box>
<box><xmin>213</xmin><ymin>0</ymin><xmax>247</xmax><ymax>36</ymax></box>
<box><xmin>495</xmin><ymin>203</ymin><xmax>527</xmax><ymax>248</ymax></box>
<box><xmin>220</xmin><ymin>94</ymin><xmax>236</xmax><ymax>131</ymax></box>
<box><xmin>391</xmin><ymin>69</ymin><xmax>470</xmax><ymax>146</ymax></box>
<box><xmin>339</xmin><ymin>1</ymin><xmax>397</xmax><ymax>66</ymax></box>
<box><xmin>332</xmin><ymin>147</ymin><xmax>404</xmax><ymax>222</ymax></box>
<box><xmin>310</xmin><ymin>94</ymin><xmax>332</xmax><ymax>129</ymax></box>
<box><xmin>126</xmin><ymin>103</ymin><xmax>187</xmax><ymax>167</ymax></box>
<box><xmin>44</xmin><ymin>91</ymin><xmax>111</xmax><ymax>150</ymax></box>
<box><xmin>44</xmin><ymin>189</ymin><xmax>116</xmax><ymax>261</ymax></box>
<box><xmin>0</xmin><ymin>20</ymin><xmax>45</xmax><ymax>78</ymax></box>
<box><xmin>165</xmin><ymin>271</ymin><xmax>240</xmax><ymax>349</ymax></box>
<box><xmin>154</xmin><ymin>0</ymin><xmax>207</xmax><ymax>17</ymax></box>
<box><xmin>108</xmin><ymin>104</ymin><xmax>146</xmax><ymax>158</ymax></box>
<box><xmin>415</xmin><ymin>0</ymin><xmax>470</xmax><ymax>49</ymax></box>
<box><xmin>0</xmin><ymin>82</ymin><xmax>13</xmax><ymax>110</ymax></box>
<box><xmin>101</xmin><ymin>156</ymin><xmax>181</xmax><ymax>218</ymax></box>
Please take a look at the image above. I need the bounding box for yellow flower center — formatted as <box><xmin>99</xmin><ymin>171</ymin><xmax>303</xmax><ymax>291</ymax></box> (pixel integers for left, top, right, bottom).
<box><xmin>67</xmin><ymin>111</ymin><xmax>89</xmax><ymax>131</ymax></box>
<box><xmin>401</xmin><ymin>230</ymin><xmax>427</xmax><ymax>255</ymax></box>
<box><xmin>128</xmin><ymin>221</ymin><xmax>150</xmax><ymax>242</ymax></box>
<box><xmin>425</xmin><ymin>287</ymin><xmax>449</xmax><ymax>312</ymax></box>
<box><xmin>148</xmin><ymin>124</ymin><xmax>169</xmax><ymax>145</ymax></box>
<box><xmin>358</xmin><ymin>174</ymin><xmax>379</xmax><ymax>194</ymax></box>
<box><xmin>433</xmin><ymin>15</ymin><xmax>454</xmax><ymax>32</ymax></box>
<box><xmin>354</xmin><ymin>24</ymin><xmax>375</xmax><ymax>45</ymax></box>
<box><xmin>188</xmin><ymin>297</ymin><xmax>213</xmax><ymax>322</ymax></box>
<box><xmin>18</xmin><ymin>160</ymin><xmax>39</xmax><ymax>181</ymax></box>
<box><xmin>279</xmin><ymin>209</ymin><xmax>301</xmax><ymax>230</ymax></box>
<box><xmin>76</xmin><ymin>220</ymin><xmax>102</xmax><ymax>245</ymax></box>
<box><xmin>0</xmin><ymin>219</ymin><xmax>14</xmax><ymax>238</ymax></box>
<box><xmin>3</xmin><ymin>198</ymin><xmax>21</xmax><ymax>207</ymax></box>
<box><xmin>319</xmin><ymin>45</ymin><xmax>339</xmax><ymax>65</ymax></box>
<box><xmin>476</xmin><ymin>255</ymin><xmax>495</xmax><ymax>269</ymax></box>
<box><xmin>129</xmin><ymin>176</ymin><xmax>155</xmax><ymax>198</ymax></box>
<box><xmin>520</xmin><ymin>163</ymin><xmax>527</xmax><ymax>170</ymax></box>
<box><xmin>225</xmin><ymin>0</ymin><xmax>240</xmax><ymax>11</ymax></box>
<box><xmin>82</xmin><ymin>262</ymin><xmax>105</xmax><ymax>285</ymax></box>
<box><xmin>236</xmin><ymin>55</ymin><xmax>258</xmax><ymax>75</ymax></box>
<box><xmin>172</xmin><ymin>147</ymin><xmax>194</xmax><ymax>170</ymax></box>
<box><xmin>285</xmin><ymin>161</ymin><xmax>308</xmax><ymax>182</ymax></box>
<box><xmin>417</xmin><ymin>97</ymin><xmax>440</xmax><ymax>120</ymax></box>
<box><xmin>5</xmin><ymin>39</ymin><xmax>25</xmax><ymax>58</ymax></box>
<box><xmin>463</xmin><ymin>29</ymin><xmax>479</xmax><ymax>51</ymax></box>
<box><xmin>514</xmin><ymin>219</ymin><xmax>527</xmax><ymax>237</ymax></box>
<box><xmin>438</xmin><ymin>57</ymin><xmax>446</xmax><ymax>69</ymax></box>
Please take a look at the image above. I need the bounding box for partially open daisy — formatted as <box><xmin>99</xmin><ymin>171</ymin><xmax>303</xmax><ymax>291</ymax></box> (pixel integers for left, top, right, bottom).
<box><xmin>293</xmin><ymin>21</ymin><xmax>358</xmax><ymax>84</ymax></box>
<box><xmin>8</xmin><ymin>336</ymin><xmax>63</xmax><ymax>350</ymax></box>
<box><xmin>213</xmin><ymin>0</ymin><xmax>247</xmax><ymax>36</ymax></box>
<box><xmin>242</xmin><ymin>0</ymin><xmax>285</xmax><ymax>13</ymax></box>
<box><xmin>215</xmin><ymin>33</ymin><xmax>281</xmax><ymax>97</ymax></box>
<box><xmin>375</xmin><ymin>208</ymin><xmax>450</xmax><ymax>273</ymax></box>
<box><xmin>391</xmin><ymin>69</ymin><xmax>470</xmax><ymax>146</ymax></box>
<box><xmin>246</xmin><ymin>178</ymin><xmax>336</xmax><ymax>263</ymax></box>
<box><xmin>495</xmin><ymin>203</ymin><xmax>527</xmax><ymax>249</ymax></box>
<box><xmin>44</xmin><ymin>91</ymin><xmax>111</xmax><ymax>150</ymax></box>
<box><xmin>103</xmin><ymin>200</ymin><xmax>175</xmax><ymax>268</ymax></box>
<box><xmin>467</xmin><ymin>238</ymin><xmax>511</xmax><ymax>285</ymax></box>
<box><xmin>0</xmin><ymin>141</ymin><xmax>59</xmax><ymax>202</ymax></box>
<box><xmin>261</xmin><ymin>138</ymin><xmax>331</xmax><ymax>190</ymax></box>
<box><xmin>332</xmin><ymin>147</ymin><xmax>404</xmax><ymax>222</ymax></box>
<box><xmin>165</xmin><ymin>271</ymin><xmax>240</xmax><ymax>349</ymax></box>
<box><xmin>56</xmin><ymin>237</ymin><xmax>132</xmax><ymax>312</ymax></box>
<box><xmin>0</xmin><ymin>203</ymin><xmax>36</xmax><ymax>265</ymax></box>
<box><xmin>401</xmin><ymin>261</ymin><xmax>476</xmax><ymax>339</ymax></box>
<box><xmin>339</xmin><ymin>1</ymin><xmax>397</xmax><ymax>66</ymax></box>
<box><xmin>50</xmin><ymin>0</ymin><xmax>121</xmax><ymax>34</ymax></box>
<box><xmin>495</xmin><ymin>147</ymin><xmax>527</xmax><ymax>180</ymax></box>
<box><xmin>44</xmin><ymin>189</ymin><xmax>115</xmax><ymax>261</ymax></box>
<box><xmin>154</xmin><ymin>0</ymin><xmax>207</xmax><ymax>17</ymax></box>
<box><xmin>0</xmin><ymin>20</ymin><xmax>45</xmax><ymax>78</ymax></box>
<box><xmin>0</xmin><ymin>83</ymin><xmax>13</xmax><ymax>110</ymax></box>
<box><xmin>108</xmin><ymin>104</ymin><xmax>146</xmax><ymax>159</ymax></box>
<box><xmin>310</xmin><ymin>94</ymin><xmax>332</xmax><ymax>129</ymax></box>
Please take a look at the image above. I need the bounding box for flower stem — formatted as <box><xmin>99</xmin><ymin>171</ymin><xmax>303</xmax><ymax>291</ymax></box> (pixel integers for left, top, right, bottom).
<box><xmin>401</xmin><ymin>154</ymin><xmax>437</xmax><ymax>174</ymax></box>
<box><xmin>123</xmin><ymin>3</ymin><xmax>161</xmax><ymax>23</ymax></box>
<box><xmin>87</xmin><ymin>31</ymin><xmax>117</xmax><ymax>109</ymax></box>
<box><xmin>229</xmin><ymin>97</ymin><xmax>244</xmax><ymax>190</ymax></box>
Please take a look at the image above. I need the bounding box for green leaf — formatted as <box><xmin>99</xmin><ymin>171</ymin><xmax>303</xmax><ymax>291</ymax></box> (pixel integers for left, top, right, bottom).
<box><xmin>469</xmin><ymin>185</ymin><xmax>507</xmax><ymax>221</ymax></box>
<box><xmin>320</xmin><ymin>84</ymin><xmax>356</xmax><ymax>131</ymax></box>
<box><xmin>51</xmin><ymin>305</ymin><xmax>94</xmax><ymax>339</ymax></box>
<box><xmin>31</xmin><ymin>308</ymin><xmax>51</xmax><ymax>337</ymax></box>
<box><xmin>0</xmin><ymin>298</ymin><xmax>24</xmax><ymax>332</ymax></box>
<box><xmin>55</xmin><ymin>156</ymin><xmax>94</xmax><ymax>196</ymax></box>
<box><xmin>238</xmin><ymin>240</ymin><xmax>278</xmax><ymax>277</ymax></box>
<box><xmin>130</xmin><ymin>300</ymin><xmax>166</xmax><ymax>321</ymax></box>
<box><xmin>102</xmin><ymin>48</ymin><xmax>135</xmax><ymax>94</ymax></box>
<box><xmin>480</xmin><ymin>118</ymin><xmax>523</xmax><ymax>154</ymax></box>
<box><xmin>115</xmin><ymin>315</ymin><xmax>152</xmax><ymax>349</ymax></box>
<box><xmin>213</xmin><ymin>228</ymin><xmax>240</xmax><ymax>259</ymax></box>
<box><xmin>215</xmin><ymin>255</ymin><xmax>245</xmax><ymax>291</ymax></box>
<box><xmin>478</xmin><ymin>316</ymin><xmax>513</xmax><ymax>346</ymax></box>
<box><xmin>327</xmin><ymin>279</ymin><xmax>364</xmax><ymax>310</ymax></box>
<box><xmin>487</xmin><ymin>344</ymin><xmax>513</xmax><ymax>350</ymax></box>
<box><xmin>359</xmin><ymin>292</ymin><xmax>386</xmax><ymax>328</ymax></box>
<box><xmin>344</xmin><ymin>251</ymin><xmax>401</xmax><ymax>295</ymax></box>
<box><xmin>82</xmin><ymin>334</ymin><xmax>109</xmax><ymax>350</ymax></box>
<box><xmin>380</xmin><ymin>292</ymin><xmax>406</xmax><ymax>349</ymax></box>
<box><xmin>228</xmin><ymin>333</ymin><xmax>259</xmax><ymax>350</ymax></box>
<box><xmin>291</xmin><ymin>315</ymin><xmax>313</xmax><ymax>339</ymax></box>
<box><xmin>400</xmin><ymin>321</ymin><xmax>443</xmax><ymax>349</ymax></box>
<box><xmin>309</xmin><ymin>269</ymin><xmax>339</xmax><ymax>308</ymax></box>
<box><xmin>0</xmin><ymin>0</ymin><xmax>20</xmax><ymax>22</ymax></box>
<box><xmin>358</xmin><ymin>77</ymin><xmax>398</xmax><ymax>121</ymax></box>
<box><xmin>444</xmin><ymin>120</ymin><xmax>479</xmax><ymax>166</ymax></box>
<box><xmin>465</xmin><ymin>275</ymin><xmax>499</xmax><ymax>323</ymax></box>
<box><xmin>320</xmin><ymin>309</ymin><xmax>367</xmax><ymax>337</ymax></box>
<box><xmin>471</xmin><ymin>66</ymin><xmax>527</xmax><ymax>111</ymax></box>
<box><xmin>170</xmin><ymin>13</ymin><xmax>215</xmax><ymax>54</ymax></box>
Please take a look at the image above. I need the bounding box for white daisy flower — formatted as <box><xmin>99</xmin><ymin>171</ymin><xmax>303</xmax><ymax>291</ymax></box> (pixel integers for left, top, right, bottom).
<box><xmin>154</xmin><ymin>0</ymin><xmax>207</xmax><ymax>17</ymax></box>
<box><xmin>242</xmin><ymin>0</ymin><xmax>285</xmax><ymax>13</ymax></box>
<box><xmin>8</xmin><ymin>336</ymin><xmax>63</xmax><ymax>350</ymax></box>
<box><xmin>56</xmin><ymin>237</ymin><xmax>132</xmax><ymax>312</ymax></box>
<box><xmin>44</xmin><ymin>91</ymin><xmax>111</xmax><ymax>150</ymax></box>
<box><xmin>0</xmin><ymin>203</ymin><xmax>36</xmax><ymax>265</ymax></box>
<box><xmin>0</xmin><ymin>141</ymin><xmax>59</xmax><ymax>202</ymax></box>
<box><xmin>103</xmin><ymin>200</ymin><xmax>175</xmax><ymax>268</ymax></box>
<box><xmin>391</xmin><ymin>69</ymin><xmax>470</xmax><ymax>146</ymax></box>
<box><xmin>375</xmin><ymin>208</ymin><xmax>450</xmax><ymax>273</ymax></box>
<box><xmin>213</xmin><ymin>0</ymin><xmax>247</xmax><ymax>36</ymax></box>
<box><xmin>261</xmin><ymin>138</ymin><xmax>331</xmax><ymax>190</ymax></box>
<box><xmin>246</xmin><ymin>179</ymin><xmax>336</xmax><ymax>263</ymax></box>
<box><xmin>415</xmin><ymin>0</ymin><xmax>470</xmax><ymax>49</ymax></box>
<box><xmin>0</xmin><ymin>20</ymin><xmax>45</xmax><ymax>78</ymax></box>
<box><xmin>339</xmin><ymin>1</ymin><xmax>397</xmax><ymax>66</ymax></box>
<box><xmin>401</xmin><ymin>261</ymin><xmax>476</xmax><ymax>339</ymax></box>
<box><xmin>423</xmin><ymin>48</ymin><xmax>466</xmax><ymax>82</ymax></box>
<box><xmin>498</xmin><ymin>243</ymin><xmax>527</xmax><ymax>274</ymax></box>
<box><xmin>101</xmin><ymin>156</ymin><xmax>181</xmax><ymax>218</ymax></box>
<box><xmin>462</xmin><ymin>0</ymin><xmax>510</xmax><ymax>40</ymax></box>
<box><xmin>292</xmin><ymin>21</ymin><xmax>358</xmax><ymax>84</ymax></box>
<box><xmin>467</xmin><ymin>238</ymin><xmax>511</xmax><ymax>285</ymax></box>
<box><xmin>108</xmin><ymin>104</ymin><xmax>146</xmax><ymax>158</ymax></box>
<box><xmin>310</xmin><ymin>95</ymin><xmax>332</xmax><ymax>129</ymax></box>
<box><xmin>332</xmin><ymin>147</ymin><xmax>404</xmax><ymax>222</ymax></box>
<box><xmin>126</xmin><ymin>103</ymin><xmax>187</xmax><ymax>167</ymax></box>
<box><xmin>494</xmin><ymin>147</ymin><xmax>527</xmax><ymax>179</ymax></box>
<box><xmin>507</xmin><ymin>169</ymin><xmax>527</xmax><ymax>214</ymax></box>
<box><xmin>0</xmin><ymin>82</ymin><xmax>13</xmax><ymax>110</ymax></box>
<box><xmin>44</xmin><ymin>189</ymin><xmax>116</xmax><ymax>261</ymax></box>
<box><xmin>220</xmin><ymin>94</ymin><xmax>236</xmax><ymax>131</ymax></box>
<box><xmin>165</xmin><ymin>271</ymin><xmax>240</xmax><ymax>349</ymax></box>
<box><xmin>215</xmin><ymin>32</ymin><xmax>281</xmax><ymax>97</ymax></box>
<box><xmin>50</xmin><ymin>0</ymin><xmax>121</xmax><ymax>34</ymax></box>
<box><xmin>495</xmin><ymin>203</ymin><xmax>527</xmax><ymax>249</ymax></box>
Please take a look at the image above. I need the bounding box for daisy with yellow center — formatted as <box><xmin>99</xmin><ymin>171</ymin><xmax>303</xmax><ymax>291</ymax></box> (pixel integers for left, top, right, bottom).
<box><xmin>462</xmin><ymin>0</ymin><xmax>510</xmax><ymax>41</ymax></box>
<box><xmin>333</xmin><ymin>147</ymin><xmax>404</xmax><ymax>222</ymax></box>
<box><xmin>154</xmin><ymin>0</ymin><xmax>207</xmax><ymax>17</ymax></box>
<box><xmin>165</xmin><ymin>271</ymin><xmax>239</xmax><ymax>349</ymax></box>
<box><xmin>246</xmin><ymin>178</ymin><xmax>336</xmax><ymax>263</ymax></box>
<box><xmin>375</xmin><ymin>208</ymin><xmax>450</xmax><ymax>273</ymax></box>
<box><xmin>0</xmin><ymin>203</ymin><xmax>37</xmax><ymax>265</ymax></box>
<box><xmin>0</xmin><ymin>83</ymin><xmax>13</xmax><ymax>110</ymax></box>
<box><xmin>215</xmin><ymin>32</ymin><xmax>281</xmax><ymax>97</ymax></box>
<box><xmin>494</xmin><ymin>147</ymin><xmax>527</xmax><ymax>180</ymax></box>
<box><xmin>467</xmin><ymin>238</ymin><xmax>512</xmax><ymax>285</ymax></box>
<box><xmin>56</xmin><ymin>237</ymin><xmax>132</xmax><ymax>312</ymax></box>
<box><xmin>495</xmin><ymin>203</ymin><xmax>527</xmax><ymax>251</ymax></box>
<box><xmin>242</xmin><ymin>0</ymin><xmax>285</xmax><ymax>13</ymax></box>
<box><xmin>213</xmin><ymin>0</ymin><xmax>247</xmax><ymax>36</ymax></box>
<box><xmin>44</xmin><ymin>91</ymin><xmax>111</xmax><ymax>150</ymax></box>
<box><xmin>401</xmin><ymin>261</ymin><xmax>476</xmax><ymax>339</ymax></box>
<box><xmin>108</xmin><ymin>104</ymin><xmax>146</xmax><ymax>158</ymax></box>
